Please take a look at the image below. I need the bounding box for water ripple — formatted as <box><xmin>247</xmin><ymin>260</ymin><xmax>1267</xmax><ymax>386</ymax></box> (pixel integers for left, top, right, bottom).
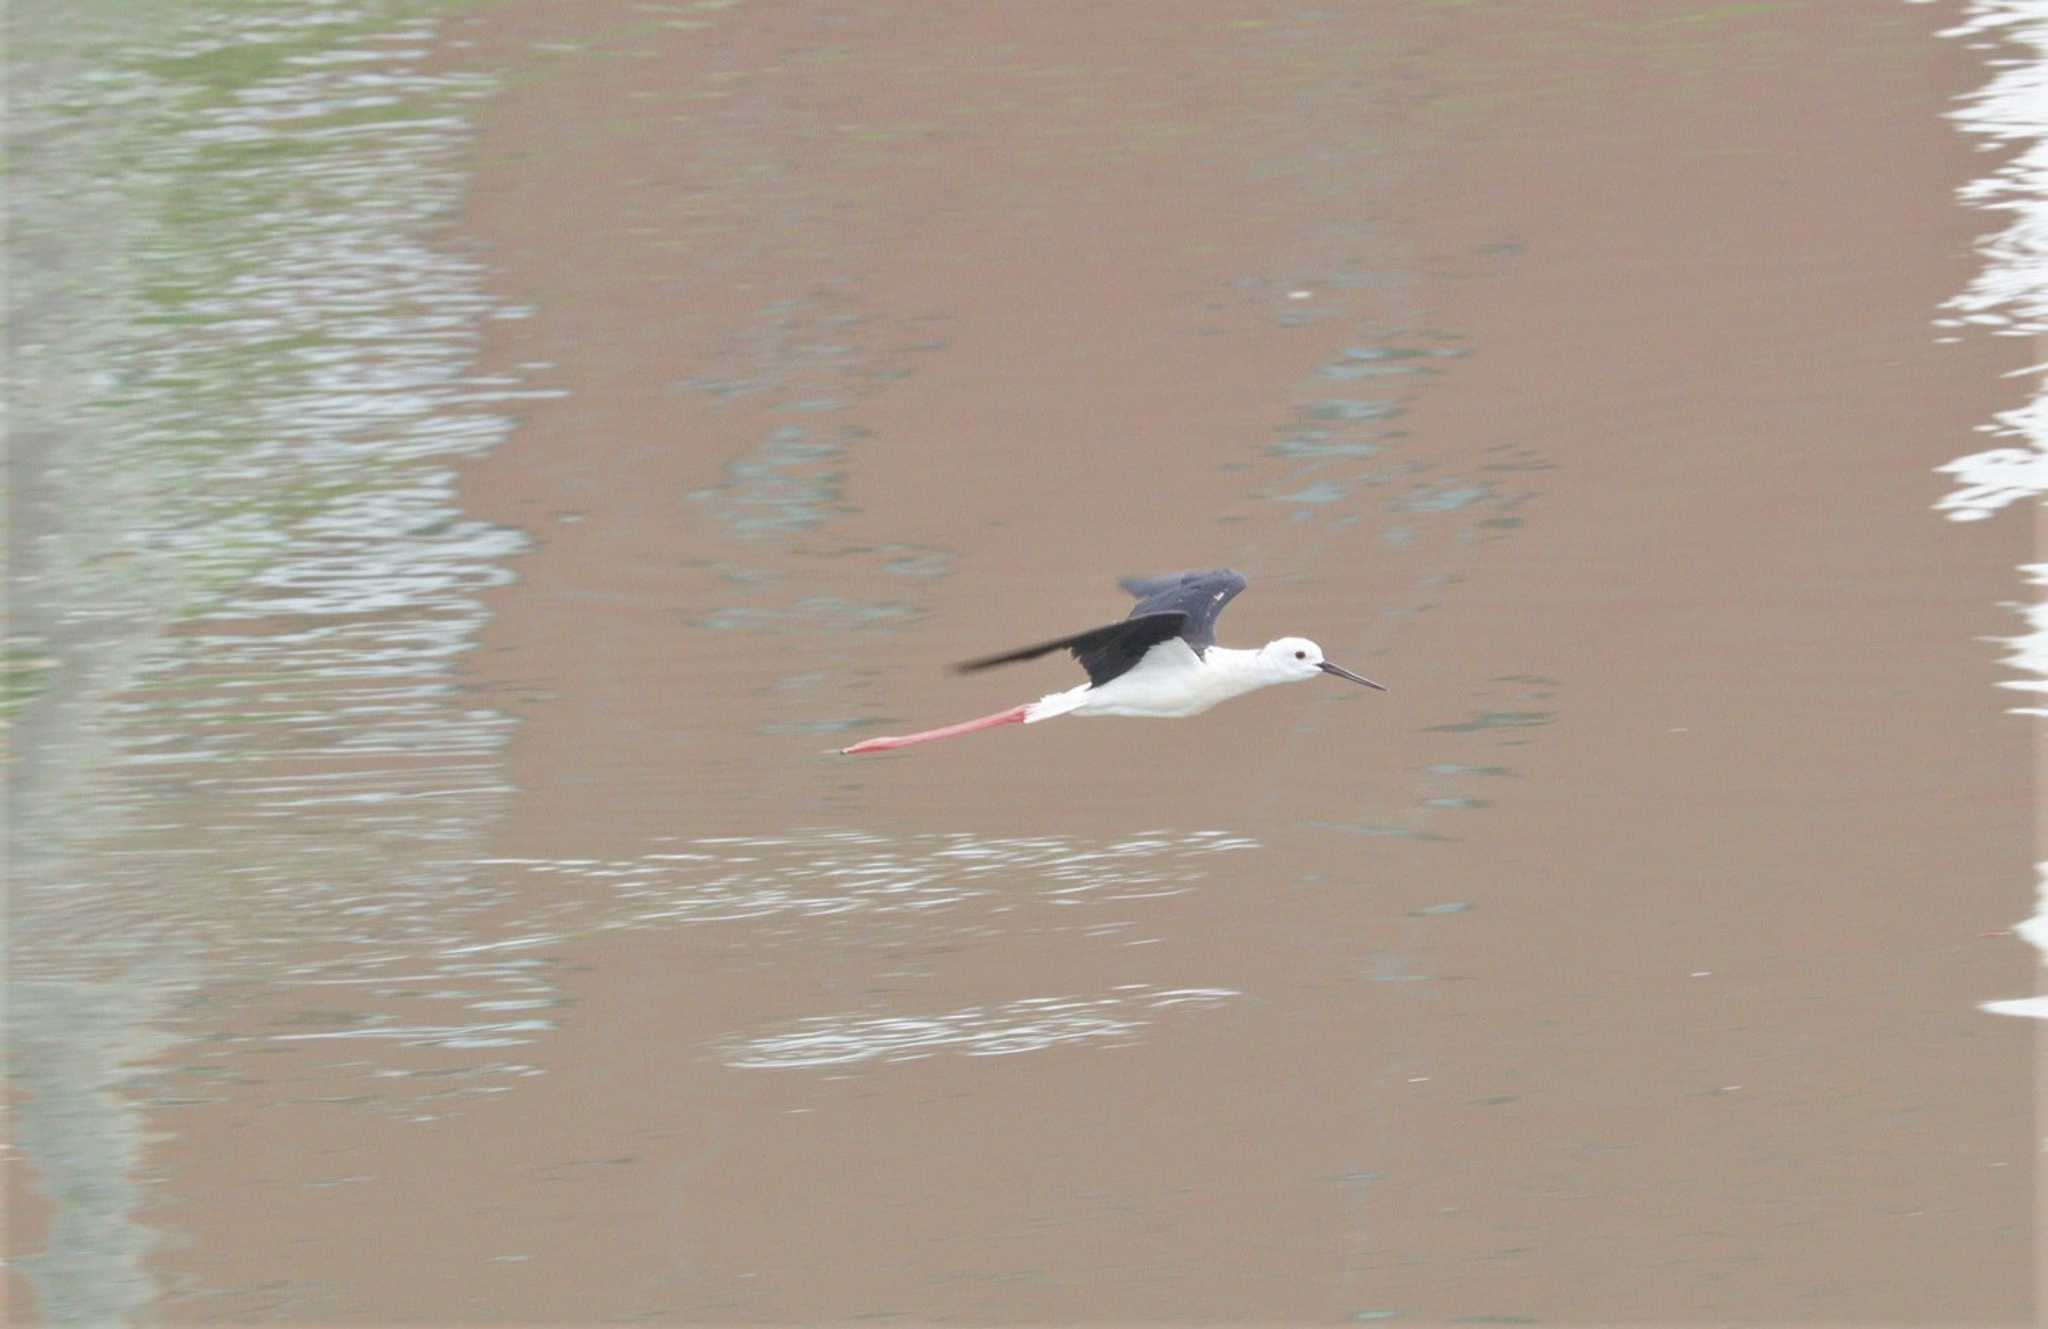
<box><xmin>489</xmin><ymin>827</ymin><xmax>1262</xmax><ymax>931</ymax></box>
<box><xmin>721</xmin><ymin>986</ymin><xmax>1242</xmax><ymax>1069</ymax></box>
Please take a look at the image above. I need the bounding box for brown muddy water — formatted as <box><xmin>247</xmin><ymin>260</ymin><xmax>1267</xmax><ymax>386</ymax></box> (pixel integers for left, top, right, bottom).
<box><xmin>7</xmin><ymin>0</ymin><xmax>2039</xmax><ymax>1323</ymax></box>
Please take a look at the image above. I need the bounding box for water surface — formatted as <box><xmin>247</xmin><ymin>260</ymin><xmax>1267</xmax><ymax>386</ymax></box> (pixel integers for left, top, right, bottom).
<box><xmin>7</xmin><ymin>1</ymin><xmax>2034</xmax><ymax>1322</ymax></box>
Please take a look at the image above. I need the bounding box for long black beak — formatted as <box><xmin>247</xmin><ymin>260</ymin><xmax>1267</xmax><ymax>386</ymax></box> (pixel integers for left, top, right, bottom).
<box><xmin>1319</xmin><ymin>660</ymin><xmax>1387</xmax><ymax>691</ymax></box>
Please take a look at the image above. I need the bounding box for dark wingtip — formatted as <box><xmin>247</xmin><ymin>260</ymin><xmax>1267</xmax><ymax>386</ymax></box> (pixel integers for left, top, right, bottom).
<box><xmin>1118</xmin><ymin>567</ymin><xmax>1247</xmax><ymax>598</ymax></box>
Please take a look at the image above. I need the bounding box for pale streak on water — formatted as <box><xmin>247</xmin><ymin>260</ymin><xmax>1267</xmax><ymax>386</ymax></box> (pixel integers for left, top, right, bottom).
<box><xmin>479</xmin><ymin>830</ymin><xmax>1260</xmax><ymax>1069</ymax></box>
<box><xmin>1921</xmin><ymin>0</ymin><xmax>2048</xmax><ymax>523</ymax></box>
<box><xmin>721</xmin><ymin>987</ymin><xmax>1244</xmax><ymax>1070</ymax></box>
<box><xmin>494</xmin><ymin>829</ymin><xmax>1259</xmax><ymax>926</ymax></box>
<box><xmin>1912</xmin><ymin>0</ymin><xmax>2048</xmax><ymax>1014</ymax></box>
<box><xmin>229</xmin><ymin>829</ymin><xmax>1263</xmax><ymax>1064</ymax></box>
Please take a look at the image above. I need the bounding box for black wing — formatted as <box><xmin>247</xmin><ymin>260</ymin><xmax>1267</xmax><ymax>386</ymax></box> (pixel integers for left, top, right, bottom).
<box><xmin>954</xmin><ymin>612</ymin><xmax>1188</xmax><ymax>688</ymax></box>
<box><xmin>1116</xmin><ymin>568</ymin><xmax>1247</xmax><ymax>655</ymax></box>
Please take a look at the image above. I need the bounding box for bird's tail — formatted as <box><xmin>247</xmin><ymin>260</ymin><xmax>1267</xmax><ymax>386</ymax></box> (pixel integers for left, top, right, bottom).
<box><xmin>1023</xmin><ymin>686</ymin><xmax>1089</xmax><ymax>724</ymax></box>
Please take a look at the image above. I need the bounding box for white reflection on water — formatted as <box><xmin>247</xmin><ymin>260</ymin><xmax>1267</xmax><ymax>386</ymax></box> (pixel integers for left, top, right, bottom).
<box><xmin>1914</xmin><ymin>3</ymin><xmax>2048</xmax><ymax>1018</ymax></box>
<box><xmin>722</xmin><ymin>987</ymin><xmax>1242</xmax><ymax>1069</ymax></box>
<box><xmin>478</xmin><ymin>831</ymin><xmax>1260</xmax><ymax>1076</ymax></box>
<box><xmin>489</xmin><ymin>828</ymin><xmax>1261</xmax><ymax>931</ymax></box>
<box><xmin>269</xmin><ymin>1017</ymin><xmax>553</xmax><ymax>1048</ymax></box>
<box><xmin>1921</xmin><ymin>0</ymin><xmax>2048</xmax><ymax>521</ymax></box>
<box><xmin>1980</xmin><ymin>862</ymin><xmax>2048</xmax><ymax>1019</ymax></box>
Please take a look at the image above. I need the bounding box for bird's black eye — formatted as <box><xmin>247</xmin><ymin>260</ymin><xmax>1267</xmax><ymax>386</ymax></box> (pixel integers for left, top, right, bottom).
<box><xmin>1294</xmin><ymin>650</ymin><xmax>1307</xmax><ymax>660</ymax></box>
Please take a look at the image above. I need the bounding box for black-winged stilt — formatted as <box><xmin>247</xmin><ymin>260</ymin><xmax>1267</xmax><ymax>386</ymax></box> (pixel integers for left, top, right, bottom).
<box><xmin>840</xmin><ymin>569</ymin><xmax>1385</xmax><ymax>755</ymax></box>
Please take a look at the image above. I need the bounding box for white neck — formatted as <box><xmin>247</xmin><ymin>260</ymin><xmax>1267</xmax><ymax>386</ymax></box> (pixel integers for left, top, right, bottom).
<box><xmin>1202</xmin><ymin>645</ymin><xmax>1290</xmax><ymax>699</ymax></box>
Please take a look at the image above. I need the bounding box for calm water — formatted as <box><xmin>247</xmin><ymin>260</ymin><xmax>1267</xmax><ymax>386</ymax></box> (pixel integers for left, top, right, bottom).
<box><xmin>8</xmin><ymin>1</ymin><xmax>2038</xmax><ymax>1321</ymax></box>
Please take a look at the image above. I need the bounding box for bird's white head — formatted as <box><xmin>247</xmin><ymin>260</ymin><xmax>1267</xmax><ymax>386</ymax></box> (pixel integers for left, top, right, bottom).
<box><xmin>1258</xmin><ymin>637</ymin><xmax>1389</xmax><ymax>691</ymax></box>
<box><xmin>1261</xmin><ymin>636</ymin><xmax>1331</xmax><ymax>682</ymax></box>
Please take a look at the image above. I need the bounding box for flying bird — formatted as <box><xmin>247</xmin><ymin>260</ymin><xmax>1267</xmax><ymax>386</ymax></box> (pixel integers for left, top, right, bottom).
<box><xmin>840</xmin><ymin>568</ymin><xmax>1384</xmax><ymax>755</ymax></box>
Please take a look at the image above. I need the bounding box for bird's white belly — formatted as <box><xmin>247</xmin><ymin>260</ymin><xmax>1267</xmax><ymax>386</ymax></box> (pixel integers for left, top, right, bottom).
<box><xmin>1067</xmin><ymin>640</ymin><xmax>1240</xmax><ymax>718</ymax></box>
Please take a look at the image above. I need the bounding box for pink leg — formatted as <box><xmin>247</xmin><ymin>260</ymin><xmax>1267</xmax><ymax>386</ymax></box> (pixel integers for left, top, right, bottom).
<box><xmin>840</xmin><ymin>704</ymin><xmax>1031</xmax><ymax>755</ymax></box>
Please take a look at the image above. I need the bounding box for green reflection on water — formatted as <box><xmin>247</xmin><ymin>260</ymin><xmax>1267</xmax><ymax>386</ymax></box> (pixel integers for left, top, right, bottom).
<box><xmin>0</xmin><ymin>646</ymin><xmax>60</xmax><ymax>720</ymax></box>
<box><xmin>11</xmin><ymin>0</ymin><xmax>520</xmax><ymax>1319</ymax></box>
<box><xmin>1309</xmin><ymin>398</ymin><xmax>1403</xmax><ymax>421</ymax></box>
<box><xmin>1423</xmin><ymin>762</ymin><xmax>1517</xmax><ymax>777</ymax></box>
<box><xmin>1420</xmin><ymin>711</ymin><xmax>1556</xmax><ymax>734</ymax></box>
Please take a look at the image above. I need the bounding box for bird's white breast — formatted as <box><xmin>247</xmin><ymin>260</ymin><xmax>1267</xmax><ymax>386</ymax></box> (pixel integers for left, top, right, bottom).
<box><xmin>1061</xmin><ymin>641</ymin><xmax>1269</xmax><ymax>718</ymax></box>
